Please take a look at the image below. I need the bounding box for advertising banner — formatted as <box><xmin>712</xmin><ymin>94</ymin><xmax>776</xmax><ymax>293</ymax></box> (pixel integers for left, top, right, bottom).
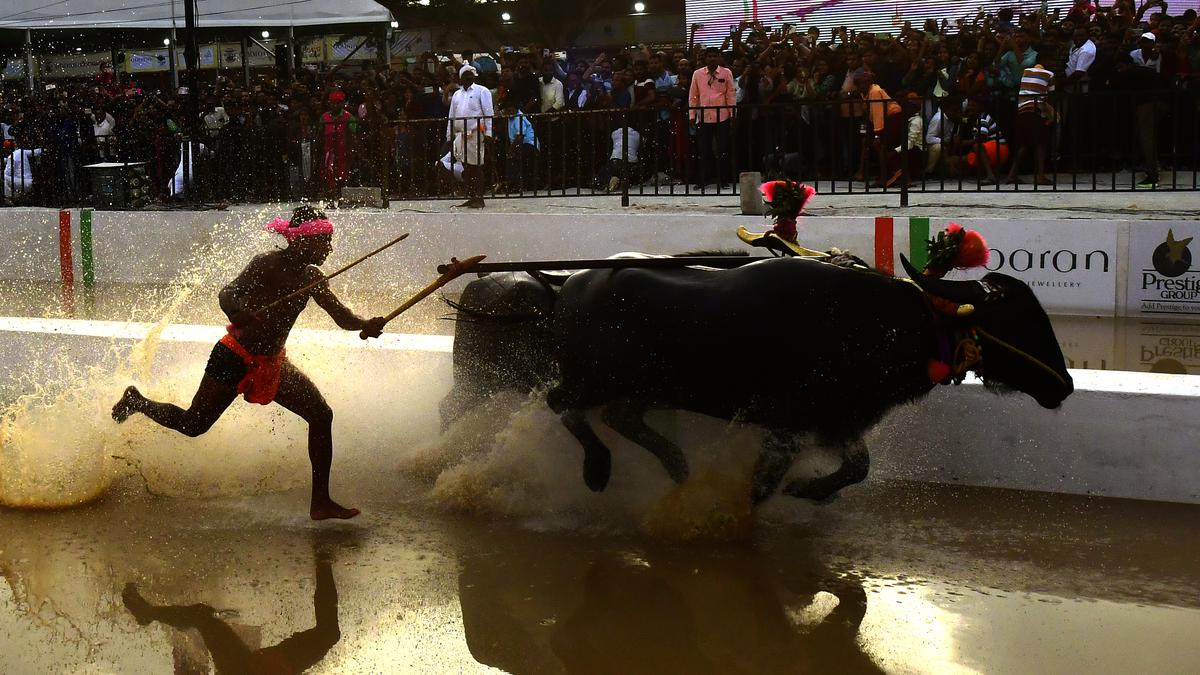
<box><xmin>128</xmin><ymin>46</ymin><xmax>213</xmax><ymax>72</ymax></box>
<box><xmin>177</xmin><ymin>46</ymin><xmax>216</xmax><ymax>69</ymax></box>
<box><xmin>328</xmin><ymin>36</ymin><xmax>377</xmax><ymax>61</ymax></box>
<box><xmin>1125</xmin><ymin>222</ymin><xmax>1200</xmax><ymax>317</ymax></box>
<box><xmin>218</xmin><ymin>43</ymin><xmax>271</xmax><ymax>68</ymax></box>
<box><xmin>2</xmin><ymin>59</ymin><xmax>25</xmax><ymax>80</ymax></box>
<box><xmin>301</xmin><ymin>39</ymin><xmax>326</xmax><ymax>64</ymax></box>
<box><xmin>128</xmin><ymin>51</ymin><xmax>169</xmax><ymax>72</ymax></box>
<box><xmin>246</xmin><ymin>42</ymin><xmax>276</xmax><ymax>67</ymax></box>
<box><xmin>39</xmin><ymin>52</ymin><xmax>111</xmax><ymax>79</ymax></box>
<box><xmin>921</xmin><ymin>219</ymin><xmax>1119</xmax><ymax>316</ymax></box>
<box><xmin>390</xmin><ymin>30</ymin><xmax>432</xmax><ymax>57</ymax></box>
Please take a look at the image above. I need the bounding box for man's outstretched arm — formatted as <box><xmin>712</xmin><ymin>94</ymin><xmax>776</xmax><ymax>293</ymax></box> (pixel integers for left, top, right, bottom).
<box><xmin>306</xmin><ymin>269</ymin><xmax>386</xmax><ymax>337</ymax></box>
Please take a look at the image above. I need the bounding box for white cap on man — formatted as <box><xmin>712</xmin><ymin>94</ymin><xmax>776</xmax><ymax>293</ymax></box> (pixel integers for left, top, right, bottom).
<box><xmin>1141</xmin><ymin>32</ymin><xmax>1156</xmax><ymax>42</ymax></box>
<box><xmin>459</xmin><ymin>64</ymin><xmax>478</xmax><ymax>78</ymax></box>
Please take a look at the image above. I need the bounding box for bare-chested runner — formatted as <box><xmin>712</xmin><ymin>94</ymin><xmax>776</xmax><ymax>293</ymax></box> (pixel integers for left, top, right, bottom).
<box><xmin>111</xmin><ymin>204</ymin><xmax>387</xmax><ymax>520</ymax></box>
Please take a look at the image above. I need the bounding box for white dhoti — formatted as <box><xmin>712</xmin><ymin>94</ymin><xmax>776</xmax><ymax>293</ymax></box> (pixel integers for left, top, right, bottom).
<box><xmin>448</xmin><ymin>122</ymin><xmax>486</xmax><ymax>166</ymax></box>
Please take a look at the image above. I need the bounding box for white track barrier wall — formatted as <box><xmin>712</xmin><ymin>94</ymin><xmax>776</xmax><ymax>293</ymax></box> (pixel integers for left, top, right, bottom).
<box><xmin>7</xmin><ymin>207</ymin><xmax>1197</xmax><ymax>317</ymax></box>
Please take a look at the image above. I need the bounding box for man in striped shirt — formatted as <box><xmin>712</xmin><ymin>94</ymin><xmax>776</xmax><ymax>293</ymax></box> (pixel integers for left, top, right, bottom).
<box><xmin>1006</xmin><ymin>63</ymin><xmax>1055</xmax><ymax>185</ymax></box>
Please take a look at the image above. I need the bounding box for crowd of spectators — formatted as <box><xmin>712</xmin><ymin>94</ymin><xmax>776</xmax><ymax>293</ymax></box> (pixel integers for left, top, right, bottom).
<box><xmin>3</xmin><ymin>0</ymin><xmax>1200</xmax><ymax>207</ymax></box>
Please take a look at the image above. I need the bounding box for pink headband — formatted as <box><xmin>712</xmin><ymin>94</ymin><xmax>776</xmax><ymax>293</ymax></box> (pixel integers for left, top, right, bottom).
<box><xmin>264</xmin><ymin>217</ymin><xmax>335</xmax><ymax>242</ymax></box>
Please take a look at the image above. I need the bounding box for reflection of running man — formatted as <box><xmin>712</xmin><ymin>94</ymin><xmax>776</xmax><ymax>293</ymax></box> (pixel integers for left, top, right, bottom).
<box><xmin>111</xmin><ymin>204</ymin><xmax>386</xmax><ymax>520</ymax></box>
<box><xmin>122</xmin><ymin>538</ymin><xmax>343</xmax><ymax>674</ymax></box>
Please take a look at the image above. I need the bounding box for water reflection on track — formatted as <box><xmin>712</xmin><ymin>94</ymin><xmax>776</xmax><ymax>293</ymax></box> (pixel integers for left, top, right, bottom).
<box><xmin>1</xmin><ymin>483</ymin><xmax>1198</xmax><ymax>673</ymax></box>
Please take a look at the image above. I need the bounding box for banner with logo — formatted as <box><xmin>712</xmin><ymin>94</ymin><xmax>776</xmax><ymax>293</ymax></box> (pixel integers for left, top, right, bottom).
<box><xmin>2</xmin><ymin>59</ymin><xmax>26</xmax><ymax>80</ymax></box>
<box><xmin>390</xmin><ymin>30</ymin><xmax>432</xmax><ymax>57</ymax></box>
<box><xmin>129</xmin><ymin>47</ymin><xmax>214</xmax><ymax>72</ymax></box>
<box><xmin>301</xmin><ymin>39</ymin><xmax>326</xmax><ymax>63</ymax></box>
<box><xmin>246</xmin><ymin>41</ymin><xmax>276</xmax><ymax>67</ymax></box>
<box><xmin>916</xmin><ymin>219</ymin><xmax>1119</xmax><ymax>316</ymax></box>
<box><xmin>327</xmin><ymin>36</ymin><xmax>377</xmax><ymax>61</ymax></box>
<box><xmin>128</xmin><ymin>51</ymin><xmax>170</xmax><ymax>72</ymax></box>
<box><xmin>1126</xmin><ymin>222</ymin><xmax>1199</xmax><ymax>317</ymax></box>
<box><xmin>176</xmin><ymin>46</ymin><xmax>216</xmax><ymax>69</ymax></box>
<box><xmin>39</xmin><ymin>52</ymin><xmax>111</xmax><ymax>79</ymax></box>
<box><xmin>217</xmin><ymin>43</ymin><xmax>272</xmax><ymax>68</ymax></box>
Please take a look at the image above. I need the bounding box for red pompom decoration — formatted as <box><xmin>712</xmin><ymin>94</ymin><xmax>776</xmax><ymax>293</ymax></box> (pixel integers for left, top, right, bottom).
<box><xmin>798</xmin><ymin>183</ymin><xmax>816</xmax><ymax>213</ymax></box>
<box><xmin>954</xmin><ymin>228</ymin><xmax>990</xmax><ymax>269</ymax></box>
<box><xmin>924</xmin><ymin>223</ymin><xmax>990</xmax><ymax>277</ymax></box>
<box><xmin>758</xmin><ymin>180</ymin><xmax>816</xmax><ymax>224</ymax></box>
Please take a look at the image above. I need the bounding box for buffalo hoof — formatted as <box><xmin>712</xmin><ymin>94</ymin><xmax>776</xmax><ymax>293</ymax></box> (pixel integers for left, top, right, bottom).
<box><xmin>583</xmin><ymin>447</ymin><xmax>612</xmax><ymax>492</ymax></box>
<box><xmin>661</xmin><ymin>452</ymin><xmax>690</xmax><ymax>485</ymax></box>
<box><xmin>782</xmin><ymin>479</ymin><xmax>840</xmax><ymax>504</ymax></box>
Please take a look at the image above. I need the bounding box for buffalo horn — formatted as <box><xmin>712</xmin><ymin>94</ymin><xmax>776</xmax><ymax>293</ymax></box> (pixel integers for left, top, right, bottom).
<box><xmin>900</xmin><ymin>254</ymin><xmax>990</xmax><ymax>305</ymax></box>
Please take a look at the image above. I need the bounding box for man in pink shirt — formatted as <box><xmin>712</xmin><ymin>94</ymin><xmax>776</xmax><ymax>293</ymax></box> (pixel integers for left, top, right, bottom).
<box><xmin>689</xmin><ymin>47</ymin><xmax>736</xmax><ymax>189</ymax></box>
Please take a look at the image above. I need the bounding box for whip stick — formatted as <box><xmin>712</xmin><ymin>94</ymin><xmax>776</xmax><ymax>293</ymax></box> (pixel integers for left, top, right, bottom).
<box><xmin>365</xmin><ymin>255</ymin><xmax>486</xmax><ymax>338</ymax></box>
<box><xmin>255</xmin><ymin>232</ymin><xmax>410</xmax><ymax>316</ymax></box>
<box><xmin>435</xmin><ymin>256</ymin><xmax>772</xmax><ymax>274</ymax></box>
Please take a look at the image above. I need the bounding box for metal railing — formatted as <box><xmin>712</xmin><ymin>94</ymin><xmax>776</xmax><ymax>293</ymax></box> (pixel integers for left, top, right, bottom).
<box><xmin>3</xmin><ymin>88</ymin><xmax>1197</xmax><ymax>209</ymax></box>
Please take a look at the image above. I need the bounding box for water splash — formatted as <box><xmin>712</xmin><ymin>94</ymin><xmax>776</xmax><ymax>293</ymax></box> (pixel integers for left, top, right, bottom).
<box><xmin>0</xmin><ymin>211</ymin><xmax>288</xmax><ymax>509</ymax></box>
<box><xmin>408</xmin><ymin>390</ymin><xmax>769</xmax><ymax>542</ymax></box>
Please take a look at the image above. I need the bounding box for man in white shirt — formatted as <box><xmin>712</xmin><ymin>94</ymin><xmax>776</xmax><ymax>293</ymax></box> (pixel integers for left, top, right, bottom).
<box><xmin>1130</xmin><ymin>32</ymin><xmax>1164</xmax><ymax>187</ymax></box>
<box><xmin>91</xmin><ymin>104</ymin><xmax>117</xmax><ymax>160</ymax></box>
<box><xmin>924</xmin><ymin>106</ymin><xmax>957</xmax><ymax>174</ymax></box>
<box><xmin>447</xmin><ymin>64</ymin><xmax>494</xmax><ymax>208</ymax></box>
<box><xmin>2</xmin><ymin>143</ymin><xmax>42</xmax><ymax>201</ymax></box>
<box><xmin>564</xmin><ymin>72</ymin><xmax>589</xmax><ymax>110</ymax></box>
<box><xmin>539</xmin><ymin>62</ymin><xmax>564</xmax><ymax>113</ymax></box>
<box><xmin>1062</xmin><ymin>27</ymin><xmax>1096</xmax><ymax>167</ymax></box>
<box><xmin>1065</xmin><ymin>27</ymin><xmax>1096</xmax><ymax>92</ymax></box>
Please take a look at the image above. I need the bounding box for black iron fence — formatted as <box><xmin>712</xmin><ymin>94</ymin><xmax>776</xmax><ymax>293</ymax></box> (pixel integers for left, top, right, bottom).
<box><xmin>4</xmin><ymin>88</ymin><xmax>1199</xmax><ymax>209</ymax></box>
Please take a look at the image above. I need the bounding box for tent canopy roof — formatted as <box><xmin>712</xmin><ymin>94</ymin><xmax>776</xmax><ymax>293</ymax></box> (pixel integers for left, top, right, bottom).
<box><xmin>0</xmin><ymin>0</ymin><xmax>390</xmax><ymax>29</ymax></box>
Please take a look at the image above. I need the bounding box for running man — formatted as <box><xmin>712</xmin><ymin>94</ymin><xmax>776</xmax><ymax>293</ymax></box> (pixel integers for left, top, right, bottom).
<box><xmin>112</xmin><ymin>205</ymin><xmax>386</xmax><ymax>520</ymax></box>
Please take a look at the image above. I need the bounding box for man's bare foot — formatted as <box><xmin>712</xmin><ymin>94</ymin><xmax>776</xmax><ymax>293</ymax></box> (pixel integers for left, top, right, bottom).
<box><xmin>121</xmin><ymin>583</ymin><xmax>155</xmax><ymax>625</ymax></box>
<box><xmin>112</xmin><ymin>386</ymin><xmax>143</xmax><ymax>423</ymax></box>
<box><xmin>311</xmin><ymin>498</ymin><xmax>360</xmax><ymax>521</ymax></box>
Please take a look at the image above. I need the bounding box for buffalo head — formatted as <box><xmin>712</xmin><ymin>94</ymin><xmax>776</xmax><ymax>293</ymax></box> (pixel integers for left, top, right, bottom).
<box><xmin>901</xmin><ymin>255</ymin><xmax>1074</xmax><ymax>409</ymax></box>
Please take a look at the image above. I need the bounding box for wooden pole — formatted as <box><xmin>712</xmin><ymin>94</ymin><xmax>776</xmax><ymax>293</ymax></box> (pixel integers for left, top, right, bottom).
<box><xmin>367</xmin><ymin>255</ymin><xmax>486</xmax><ymax>338</ymax></box>
<box><xmin>436</xmin><ymin>256</ymin><xmax>773</xmax><ymax>275</ymax></box>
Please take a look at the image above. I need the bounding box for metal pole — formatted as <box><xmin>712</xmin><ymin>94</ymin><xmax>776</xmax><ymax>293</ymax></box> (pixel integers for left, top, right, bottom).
<box><xmin>168</xmin><ymin>32</ymin><xmax>179</xmax><ymax>91</ymax></box>
<box><xmin>183</xmin><ymin>0</ymin><xmax>200</xmax><ymax>130</ymax></box>
<box><xmin>288</xmin><ymin>24</ymin><xmax>296</xmax><ymax>81</ymax></box>
<box><xmin>379</xmin><ymin>24</ymin><xmax>389</xmax><ymax>69</ymax></box>
<box><xmin>24</xmin><ymin>29</ymin><xmax>34</xmax><ymax>93</ymax></box>
<box><xmin>621</xmin><ymin>109</ymin><xmax>630</xmax><ymax>207</ymax></box>
<box><xmin>242</xmin><ymin>36</ymin><xmax>251</xmax><ymax>87</ymax></box>
<box><xmin>169</xmin><ymin>0</ymin><xmax>179</xmax><ymax>91</ymax></box>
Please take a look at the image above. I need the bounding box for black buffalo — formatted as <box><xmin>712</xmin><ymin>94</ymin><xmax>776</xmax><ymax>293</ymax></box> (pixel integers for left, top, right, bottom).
<box><xmin>444</xmin><ymin>255</ymin><xmax>1073</xmax><ymax>504</ymax></box>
